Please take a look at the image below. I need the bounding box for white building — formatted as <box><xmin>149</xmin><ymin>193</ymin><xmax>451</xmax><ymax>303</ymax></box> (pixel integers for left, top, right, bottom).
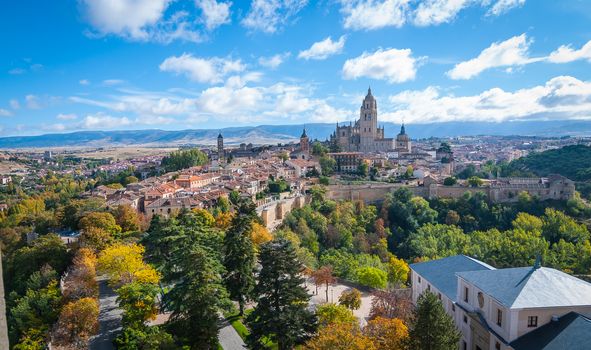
<box><xmin>410</xmin><ymin>255</ymin><xmax>591</xmax><ymax>350</ymax></box>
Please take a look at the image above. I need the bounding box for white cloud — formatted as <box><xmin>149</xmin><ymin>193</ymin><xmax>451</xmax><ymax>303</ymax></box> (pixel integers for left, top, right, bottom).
<box><xmin>258</xmin><ymin>53</ymin><xmax>290</xmax><ymax>69</ymax></box>
<box><xmin>79</xmin><ymin>79</ymin><xmax>90</xmax><ymax>85</ymax></box>
<box><xmin>342</xmin><ymin>48</ymin><xmax>421</xmax><ymax>83</ymax></box>
<box><xmin>159</xmin><ymin>54</ymin><xmax>245</xmax><ymax>84</ymax></box>
<box><xmin>9</xmin><ymin>99</ymin><xmax>20</xmax><ymax>110</ymax></box>
<box><xmin>339</xmin><ymin>0</ymin><xmax>525</xmax><ymax>30</ymax></box>
<box><xmin>57</xmin><ymin>113</ymin><xmax>78</xmax><ymax>120</ymax></box>
<box><xmin>196</xmin><ymin>0</ymin><xmax>231</xmax><ymax>30</ymax></box>
<box><xmin>242</xmin><ymin>0</ymin><xmax>308</xmax><ymax>34</ymax></box>
<box><xmin>8</xmin><ymin>68</ymin><xmax>25</xmax><ymax>75</ymax></box>
<box><xmin>487</xmin><ymin>0</ymin><xmax>526</xmax><ymax>16</ymax></box>
<box><xmin>298</xmin><ymin>36</ymin><xmax>346</xmax><ymax>60</ymax></box>
<box><xmin>103</xmin><ymin>79</ymin><xmax>125</xmax><ymax>86</ymax></box>
<box><xmin>25</xmin><ymin>95</ymin><xmax>41</xmax><ymax>109</ymax></box>
<box><xmin>340</xmin><ymin>0</ymin><xmax>409</xmax><ymax>30</ymax></box>
<box><xmin>79</xmin><ymin>0</ymin><xmax>203</xmax><ymax>43</ymax></box>
<box><xmin>547</xmin><ymin>40</ymin><xmax>591</xmax><ymax>64</ymax></box>
<box><xmin>82</xmin><ymin>113</ymin><xmax>132</xmax><ymax>129</ymax></box>
<box><xmin>413</xmin><ymin>0</ymin><xmax>470</xmax><ymax>26</ymax></box>
<box><xmin>0</xmin><ymin>109</ymin><xmax>11</xmax><ymax>117</ymax></box>
<box><xmin>384</xmin><ymin>76</ymin><xmax>591</xmax><ymax>124</ymax></box>
<box><xmin>198</xmin><ymin>85</ymin><xmax>263</xmax><ymax>116</ymax></box>
<box><xmin>447</xmin><ymin>34</ymin><xmax>539</xmax><ymax>80</ymax></box>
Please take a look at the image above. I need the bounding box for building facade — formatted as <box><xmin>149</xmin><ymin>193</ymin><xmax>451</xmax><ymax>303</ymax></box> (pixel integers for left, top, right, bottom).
<box><xmin>330</xmin><ymin>88</ymin><xmax>406</xmax><ymax>153</ymax></box>
<box><xmin>410</xmin><ymin>255</ymin><xmax>591</xmax><ymax>350</ymax></box>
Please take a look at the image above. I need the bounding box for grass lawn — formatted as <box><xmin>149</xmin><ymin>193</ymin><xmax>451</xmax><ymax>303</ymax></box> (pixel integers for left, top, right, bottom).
<box><xmin>224</xmin><ymin>309</ymin><xmax>277</xmax><ymax>349</ymax></box>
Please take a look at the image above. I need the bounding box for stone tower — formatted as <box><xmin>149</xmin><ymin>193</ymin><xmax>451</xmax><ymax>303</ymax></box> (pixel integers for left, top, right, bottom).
<box><xmin>359</xmin><ymin>87</ymin><xmax>378</xmax><ymax>152</ymax></box>
<box><xmin>300</xmin><ymin>127</ymin><xmax>309</xmax><ymax>154</ymax></box>
<box><xmin>217</xmin><ymin>132</ymin><xmax>224</xmax><ymax>161</ymax></box>
<box><xmin>395</xmin><ymin>123</ymin><xmax>411</xmax><ymax>153</ymax></box>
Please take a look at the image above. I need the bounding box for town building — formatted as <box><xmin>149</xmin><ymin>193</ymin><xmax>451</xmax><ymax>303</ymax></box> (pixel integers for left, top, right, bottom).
<box><xmin>330</xmin><ymin>88</ymin><xmax>403</xmax><ymax>153</ymax></box>
<box><xmin>410</xmin><ymin>255</ymin><xmax>591</xmax><ymax>350</ymax></box>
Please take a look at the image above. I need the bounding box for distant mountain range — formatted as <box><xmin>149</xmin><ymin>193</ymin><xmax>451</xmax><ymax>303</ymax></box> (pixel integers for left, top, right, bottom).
<box><xmin>1</xmin><ymin>120</ymin><xmax>591</xmax><ymax>148</ymax></box>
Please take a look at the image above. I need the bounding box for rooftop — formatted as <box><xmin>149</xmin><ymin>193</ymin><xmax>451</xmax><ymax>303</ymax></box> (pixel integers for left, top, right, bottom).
<box><xmin>510</xmin><ymin>312</ymin><xmax>591</xmax><ymax>350</ymax></box>
<box><xmin>457</xmin><ymin>266</ymin><xmax>591</xmax><ymax>309</ymax></box>
<box><xmin>410</xmin><ymin>255</ymin><xmax>494</xmax><ymax>301</ymax></box>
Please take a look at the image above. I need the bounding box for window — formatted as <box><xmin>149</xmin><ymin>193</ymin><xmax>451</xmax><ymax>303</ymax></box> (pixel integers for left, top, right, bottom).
<box><xmin>418</xmin><ymin>276</ymin><xmax>421</xmax><ymax>283</ymax></box>
<box><xmin>527</xmin><ymin>316</ymin><xmax>538</xmax><ymax>327</ymax></box>
<box><xmin>497</xmin><ymin>309</ymin><xmax>503</xmax><ymax>327</ymax></box>
<box><xmin>495</xmin><ymin>342</ymin><xmax>501</xmax><ymax>350</ymax></box>
<box><xmin>438</xmin><ymin>293</ymin><xmax>441</xmax><ymax>300</ymax></box>
<box><xmin>464</xmin><ymin>287</ymin><xmax>469</xmax><ymax>303</ymax></box>
<box><xmin>427</xmin><ymin>284</ymin><xmax>431</xmax><ymax>291</ymax></box>
<box><xmin>463</xmin><ymin>315</ymin><xmax>468</xmax><ymax>323</ymax></box>
<box><xmin>462</xmin><ymin>341</ymin><xmax>467</xmax><ymax>350</ymax></box>
<box><xmin>452</xmin><ymin>304</ymin><xmax>456</xmax><ymax>312</ymax></box>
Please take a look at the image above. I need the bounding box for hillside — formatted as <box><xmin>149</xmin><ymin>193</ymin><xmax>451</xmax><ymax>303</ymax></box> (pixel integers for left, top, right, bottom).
<box><xmin>507</xmin><ymin>145</ymin><xmax>591</xmax><ymax>199</ymax></box>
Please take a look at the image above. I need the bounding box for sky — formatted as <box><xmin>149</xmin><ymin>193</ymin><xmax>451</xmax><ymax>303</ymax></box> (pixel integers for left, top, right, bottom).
<box><xmin>1</xmin><ymin>0</ymin><xmax>591</xmax><ymax>137</ymax></box>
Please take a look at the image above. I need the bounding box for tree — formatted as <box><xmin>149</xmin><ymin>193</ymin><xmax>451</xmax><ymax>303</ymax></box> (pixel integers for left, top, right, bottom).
<box><xmin>114</xmin><ymin>326</ymin><xmax>175</xmax><ymax>350</ymax></box>
<box><xmin>304</xmin><ymin>322</ymin><xmax>376</xmax><ymax>350</ymax></box>
<box><xmin>123</xmin><ymin>175</ymin><xmax>139</xmax><ymax>185</ymax></box>
<box><xmin>79</xmin><ymin>211</ymin><xmax>121</xmax><ymax>234</ymax></box>
<box><xmin>339</xmin><ymin>288</ymin><xmax>362</xmax><ymax>310</ymax></box>
<box><xmin>250</xmin><ymin>222</ymin><xmax>273</xmax><ymax>246</ymax></box>
<box><xmin>191</xmin><ymin>208</ymin><xmax>215</xmax><ymax>227</ymax></box>
<box><xmin>355</xmin><ymin>266</ymin><xmax>387</xmax><ymax>289</ymax></box>
<box><xmin>116</xmin><ymin>282</ymin><xmax>159</xmax><ymax>328</ymax></box>
<box><xmin>387</xmin><ymin>256</ymin><xmax>409</xmax><ymax>286</ymax></box>
<box><xmin>112</xmin><ymin>205</ymin><xmax>141</xmax><ymax>232</ymax></box>
<box><xmin>79</xmin><ymin>227</ymin><xmax>113</xmax><ymax>252</ymax></box>
<box><xmin>363</xmin><ymin>317</ymin><xmax>408</xmax><ymax>350</ymax></box>
<box><xmin>97</xmin><ymin>243</ymin><xmax>159</xmax><ymax>286</ymax></box>
<box><xmin>52</xmin><ymin>297</ymin><xmax>99</xmax><ymax>347</ymax></box>
<box><xmin>62</xmin><ymin>248</ymin><xmax>98</xmax><ymax>300</ymax></box>
<box><xmin>316</xmin><ymin>303</ymin><xmax>356</xmax><ymax>327</ymax></box>
<box><xmin>408</xmin><ymin>291</ymin><xmax>461</xmax><ymax>350</ymax></box>
<box><xmin>407</xmin><ymin>224</ymin><xmax>469</xmax><ymax>260</ymax></box>
<box><xmin>319</xmin><ymin>156</ymin><xmax>336</xmax><ymax>176</ymax></box>
<box><xmin>223</xmin><ymin>212</ymin><xmax>256</xmax><ymax>316</ymax></box>
<box><xmin>358</xmin><ymin>162</ymin><xmax>369</xmax><ymax>177</ymax></box>
<box><xmin>369</xmin><ymin>289</ymin><xmax>413</xmax><ymax>323</ymax></box>
<box><xmin>443</xmin><ymin>177</ymin><xmax>457</xmax><ymax>186</ymax></box>
<box><xmin>166</xmin><ymin>244</ymin><xmax>231</xmax><ymax>349</ymax></box>
<box><xmin>467</xmin><ymin>176</ymin><xmax>483</xmax><ymax>187</ymax></box>
<box><xmin>246</xmin><ymin>239</ymin><xmax>317</xmax><ymax>350</ymax></box>
<box><xmin>444</xmin><ymin>210</ymin><xmax>460</xmax><ymax>225</ymax></box>
<box><xmin>160</xmin><ymin>148</ymin><xmax>208</xmax><ymax>172</ymax></box>
<box><xmin>312</xmin><ymin>266</ymin><xmax>336</xmax><ymax>303</ymax></box>
<box><xmin>541</xmin><ymin>208</ymin><xmax>590</xmax><ymax>244</ymax></box>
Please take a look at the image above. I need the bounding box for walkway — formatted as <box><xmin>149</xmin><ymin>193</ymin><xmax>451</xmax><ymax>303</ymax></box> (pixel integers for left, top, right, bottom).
<box><xmin>89</xmin><ymin>276</ymin><xmax>122</xmax><ymax>350</ymax></box>
<box><xmin>218</xmin><ymin>316</ymin><xmax>246</xmax><ymax>350</ymax></box>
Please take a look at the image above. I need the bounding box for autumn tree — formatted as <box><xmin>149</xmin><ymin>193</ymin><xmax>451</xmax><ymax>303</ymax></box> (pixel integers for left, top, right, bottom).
<box><xmin>369</xmin><ymin>289</ymin><xmax>413</xmax><ymax>323</ymax></box>
<box><xmin>387</xmin><ymin>256</ymin><xmax>409</xmax><ymax>287</ymax></box>
<box><xmin>62</xmin><ymin>248</ymin><xmax>98</xmax><ymax>300</ymax></box>
<box><xmin>339</xmin><ymin>288</ymin><xmax>362</xmax><ymax>310</ymax></box>
<box><xmin>250</xmin><ymin>222</ymin><xmax>273</xmax><ymax>246</ymax></box>
<box><xmin>78</xmin><ymin>227</ymin><xmax>113</xmax><ymax>252</ymax></box>
<box><xmin>246</xmin><ymin>239</ymin><xmax>317</xmax><ymax>350</ymax></box>
<box><xmin>97</xmin><ymin>243</ymin><xmax>159</xmax><ymax>286</ymax></box>
<box><xmin>53</xmin><ymin>297</ymin><xmax>99</xmax><ymax>348</ymax></box>
<box><xmin>316</xmin><ymin>303</ymin><xmax>356</xmax><ymax>327</ymax></box>
<box><xmin>78</xmin><ymin>211</ymin><xmax>121</xmax><ymax>234</ymax></box>
<box><xmin>304</xmin><ymin>322</ymin><xmax>376</xmax><ymax>350</ymax></box>
<box><xmin>363</xmin><ymin>317</ymin><xmax>408</xmax><ymax>350</ymax></box>
<box><xmin>112</xmin><ymin>205</ymin><xmax>141</xmax><ymax>232</ymax></box>
<box><xmin>356</xmin><ymin>266</ymin><xmax>387</xmax><ymax>289</ymax></box>
<box><xmin>312</xmin><ymin>266</ymin><xmax>336</xmax><ymax>303</ymax></box>
<box><xmin>408</xmin><ymin>291</ymin><xmax>461</xmax><ymax>350</ymax></box>
<box><xmin>116</xmin><ymin>282</ymin><xmax>159</xmax><ymax>328</ymax></box>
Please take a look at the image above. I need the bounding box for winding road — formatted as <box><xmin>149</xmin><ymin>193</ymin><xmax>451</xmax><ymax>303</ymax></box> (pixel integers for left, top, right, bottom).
<box><xmin>89</xmin><ymin>276</ymin><xmax>122</xmax><ymax>350</ymax></box>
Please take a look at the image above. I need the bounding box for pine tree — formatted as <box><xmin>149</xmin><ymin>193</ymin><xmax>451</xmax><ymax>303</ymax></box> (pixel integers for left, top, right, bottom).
<box><xmin>408</xmin><ymin>291</ymin><xmax>461</xmax><ymax>350</ymax></box>
<box><xmin>246</xmin><ymin>239</ymin><xmax>317</xmax><ymax>350</ymax></box>
<box><xmin>223</xmin><ymin>209</ymin><xmax>256</xmax><ymax>315</ymax></box>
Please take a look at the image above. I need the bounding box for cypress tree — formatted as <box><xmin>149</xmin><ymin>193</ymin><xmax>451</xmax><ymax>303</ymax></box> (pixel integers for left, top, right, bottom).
<box><xmin>408</xmin><ymin>291</ymin><xmax>461</xmax><ymax>350</ymax></box>
<box><xmin>246</xmin><ymin>239</ymin><xmax>317</xmax><ymax>350</ymax></box>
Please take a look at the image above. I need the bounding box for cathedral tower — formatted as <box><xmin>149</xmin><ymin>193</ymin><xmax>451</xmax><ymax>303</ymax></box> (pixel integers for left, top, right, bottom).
<box><xmin>359</xmin><ymin>87</ymin><xmax>378</xmax><ymax>152</ymax></box>
<box><xmin>217</xmin><ymin>132</ymin><xmax>224</xmax><ymax>162</ymax></box>
<box><xmin>300</xmin><ymin>127</ymin><xmax>309</xmax><ymax>154</ymax></box>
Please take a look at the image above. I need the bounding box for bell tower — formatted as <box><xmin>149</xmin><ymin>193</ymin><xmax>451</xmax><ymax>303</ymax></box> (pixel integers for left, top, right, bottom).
<box><xmin>217</xmin><ymin>132</ymin><xmax>224</xmax><ymax>162</ymax></box>
<box><xmin>359</xmin><ymin>87</ymin><xmax>378</xmax><ymax>152</ymax></box>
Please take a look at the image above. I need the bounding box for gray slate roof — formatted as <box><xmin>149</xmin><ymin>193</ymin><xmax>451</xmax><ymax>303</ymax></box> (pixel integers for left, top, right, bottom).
<box><xmin>457</xmin><ymin>266</ymin><xmax>591</xmax><ymax>309</ymax></box>
<box><xmin>510</xmin><ymin>312</ymin><xmax>591</xmax><ymax>350</ymax></box>
<box><xmin>410</xmin><ymin>255</ymin><xmax>494</xmax><ymax>301</ymax></box>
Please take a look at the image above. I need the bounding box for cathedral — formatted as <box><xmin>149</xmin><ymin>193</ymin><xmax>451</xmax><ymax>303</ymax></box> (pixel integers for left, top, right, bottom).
<box><xmin>330</xmin><ymin>88</ymin><xmax>411</xmax><ymax>154</ymax></box>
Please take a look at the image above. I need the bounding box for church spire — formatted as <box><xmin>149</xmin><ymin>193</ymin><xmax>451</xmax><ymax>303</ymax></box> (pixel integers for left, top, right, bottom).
<box><xmin>367</xmin><ymin>86</ymin><xmax>372</xmax><ymax>96</ymax></box>
<box><xmin>400</xmin><ymin>123</ymin><xmax>406</xmax><ymax>135</ymax></box>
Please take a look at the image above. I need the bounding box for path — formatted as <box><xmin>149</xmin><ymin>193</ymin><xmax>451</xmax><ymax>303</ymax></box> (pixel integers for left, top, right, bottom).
<box><xmin>89</xmin><ymin>276</ymin><xmax>122</xmax><ymax>350</ymax></box>
<box><xmin>218</xmin><ymin>315</ymin><xmax>246</xmax><ymax>350</ymax></box>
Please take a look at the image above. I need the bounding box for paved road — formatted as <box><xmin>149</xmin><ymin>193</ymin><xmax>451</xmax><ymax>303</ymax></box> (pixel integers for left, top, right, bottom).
<box><xmin>89</xmin><ymin>276</ymin><xmax>122</xmax><ymax>350</ymax></box>
<box><xmin>218</xmin><ymin>316</ymin><xmax>246</xmax><ymax>350</ymax></box>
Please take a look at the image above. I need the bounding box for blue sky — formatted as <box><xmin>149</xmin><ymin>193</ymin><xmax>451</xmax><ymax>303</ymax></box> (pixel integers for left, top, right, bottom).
<box><xmin>1</xmin><ymin>0</ymin><xmax>591</xmax><ymax>136</ymax></box>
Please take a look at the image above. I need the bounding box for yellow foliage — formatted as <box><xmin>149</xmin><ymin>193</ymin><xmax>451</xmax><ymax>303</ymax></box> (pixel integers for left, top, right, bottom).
<box><xmin>54</xmin><ymin>297</ymin><xmax>100</xmax><ymax>345</ymax></box>
<box><xmin>97</xmin><ymin>243</ymin><xmax>159</xmax><ymax>286</ymax></box>
<box><xmin>304</xmin><ymin>322</ymin><xmax>377</xmax><ymax>350</ymax></box>
<box><xmin>215</xmin><ymin>212</ymin><xmax>234</xmax><ymax>230</ymax></box>
<box><xmin>363</xmin><ymin>317</ymin><xmax>408</xmax><ymax>350</ymax></box>
<box><xmin>250</xmin><ymin>222</ymin><xmax>272</xmax><ymax>246</ymax></box>
<box><xmin>387</xmin><ymin>256</ymin><xmax>410</xmax><ymax>286</ymax></box>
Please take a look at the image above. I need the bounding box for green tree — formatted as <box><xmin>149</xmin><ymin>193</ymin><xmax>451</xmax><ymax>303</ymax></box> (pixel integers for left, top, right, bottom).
<box><xmin>355</xmin><ymin>266</ymin><xmax>387</xmax><ymax>289</ymax></box>
<box><xmin>319</xmin><ymin>156</ymin><xmax>336</xmax><ymax>176</ymax></box>
<box><xmin>407</xmin><ymin>224</ymin><xmax>469</xmax><ymax>260</ymax></box>
<box><xmin>79</xmin><ymin>211</ymin><xmax>121</xmax><ymax>234</ymax></box>
<box><xmin>161</xmin><ymin>148</ymin><xmax>208</xmax><ymax>172</ymax></box>
<box><xmin>246</xmin><ymin>239</ymin><xmax>317</xmax><ymax>350</ymax></box>
<box><xmin>443</xmin><ymin>177</ymin><xmax>457</xmax><ymax>186</ymax></box>
<box><xmin>223</xmin><ymin>209</ymin><xmax>256</xmax><ymax>316</ymax></box>
<box><xmin>316</xmin><ymin>303</ymin><xmax>356</xmax><ymax>327</ymax></box>
<box><xmin>358</xmin><ymin>162</ymin><xmax>369</xmax><ymax>177</ymax></box>
<box><xmin>339</xmin><ymin>288</ymin><xmax>362</xmax><ymax>310</ymax></box>
<box><xmin>408</xmin><ymin>291</ymin><xmax>461</xmax><ymax>350</ymax></box>
<box><xmin>117</xmin><ymin>282</ymin><xmax>159</xmax><ymax>328</ymax></box>
<box><xmin>467</xmin><ymin>176</ymin><xmax>483</xmax><ymax>187</ymax></box>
